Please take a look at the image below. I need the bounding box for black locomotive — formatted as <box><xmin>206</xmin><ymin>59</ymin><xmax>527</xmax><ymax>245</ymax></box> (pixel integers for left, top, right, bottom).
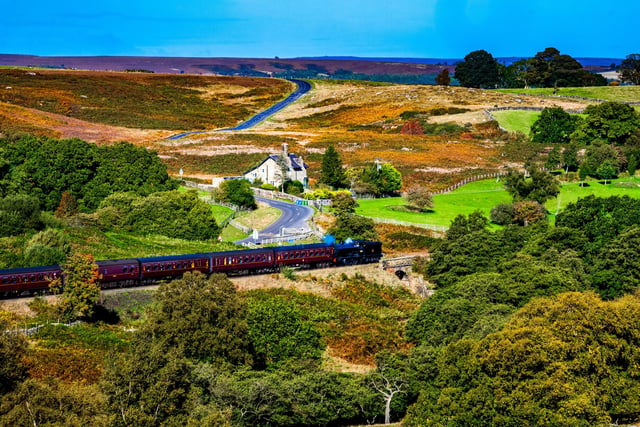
<box><xmin>0</xmin><ymin>240</ymin><xmax>383</xmax><ymax>297</ymax></box>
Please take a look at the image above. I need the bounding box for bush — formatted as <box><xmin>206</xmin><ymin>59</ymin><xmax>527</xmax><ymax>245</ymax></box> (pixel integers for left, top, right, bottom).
<box><xmin>490</xmin><ymin>203</ymin><xmax>515</xmax><ymax>225</ymax></box>
<box><xmin>0</xmin><ymin>194</ymin><xmax>43</xmax><ymax>237</ymax></box>
<box><xmin>283</xmin><ymin>180</ymin><xmax>304</xmax><ymax>195</ymax></box>
<box><xmin>217</xmin><ymin>179</ymin><xmax>257</xmax><ymax>210</ymax></box>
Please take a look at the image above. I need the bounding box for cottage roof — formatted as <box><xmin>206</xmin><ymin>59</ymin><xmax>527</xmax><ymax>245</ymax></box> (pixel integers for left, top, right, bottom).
<box><xmin>244</xmin><ymin>153</ymin><xmax>307</xmax><ymax>175</ymax></box>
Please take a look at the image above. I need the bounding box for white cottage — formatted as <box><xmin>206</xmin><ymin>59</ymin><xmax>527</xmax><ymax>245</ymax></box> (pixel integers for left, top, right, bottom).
<box><xmin>243</xmin><ymin>144</ymin><xmax>308</xmax><ymax>188</ymax></box>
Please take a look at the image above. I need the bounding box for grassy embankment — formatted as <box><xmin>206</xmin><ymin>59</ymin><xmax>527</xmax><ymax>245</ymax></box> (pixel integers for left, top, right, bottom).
<box><xmin>492</xmin><ymin>86</ymin><xmax>640</xmax><ymax>133</ymax></box>
<box><xmin>496</xmin><ymin>86</ymin><xmax>640</xmax><ymax>103</ymax></box>
<box><xmin>356</xmin><ymin>176</ymin><xmax>640</xmax><ymax>228</ymax></box>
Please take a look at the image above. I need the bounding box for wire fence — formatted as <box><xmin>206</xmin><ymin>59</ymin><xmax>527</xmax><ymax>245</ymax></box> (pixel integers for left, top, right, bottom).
<box><xmin>5</xmin><ymin>320</ymin><xmax>81</xmax><ymax>336</ymax></box>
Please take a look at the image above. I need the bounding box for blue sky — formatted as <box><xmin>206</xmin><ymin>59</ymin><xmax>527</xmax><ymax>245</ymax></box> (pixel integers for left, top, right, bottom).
<box><xmin>1</xmin><ymin>0</ymin><xmax>637</xmax><ymax>59</ymax></box>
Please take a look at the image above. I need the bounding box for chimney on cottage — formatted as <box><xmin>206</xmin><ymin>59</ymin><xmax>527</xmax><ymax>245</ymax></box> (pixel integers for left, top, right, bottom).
<box><xmin>282</xmin><ymin>143</ymin><xmax>288</xmax><ymax>158</ymax></box>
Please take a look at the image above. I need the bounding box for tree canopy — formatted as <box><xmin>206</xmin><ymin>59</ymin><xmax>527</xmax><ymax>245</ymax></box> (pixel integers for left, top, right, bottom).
<box><xmin>530</xmin><ymin>107</ymin><xmax>580</xmax><ymax>143</ymax></box>
<box><xmin>0</xmin><ymin>136</ymin><xmax>177</xmax><ymax>211</ymax></box>
<box><xmin>524</xmin><ymin>47</ymin><xmax>607</xmax><ymax>88</ymax></box>
<box><xmin>143</xmin><ymin>272</ymin><xmax>253</xmax><ymax>366</ymax></box>
<box><xmin>215</xmin><ymin>178</ymin><xmax>257</xmax><ymax>210</ymax></box>
<box><xmin>572</xmin><ymin>101</ymin><xmax>640</xmax><ymax>145</ymax></box>
<box><xmin>320</xmin><ymin>145</ymin><xmax>348</xmax><ymax>189</ymax></box>
<box><xmin>504</xmin><ymin>168</ymin><xmax>560</xmax><ymax>204</ymax></box>
<box><xmin>454</xmin><ymin>50</ymin><xmax>500</xmax><ymax>89</ymax></box>
<box><xmin>619</xmin><ymin>53</ymin><xmax>640</xmax><ymax>85</ymax></box>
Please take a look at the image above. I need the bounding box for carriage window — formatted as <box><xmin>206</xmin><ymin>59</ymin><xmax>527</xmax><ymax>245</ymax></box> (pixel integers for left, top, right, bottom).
<box><xmin>122</xmin><ymin>266</ymin><xmax>128</xmax><ymax>273</ymax></box>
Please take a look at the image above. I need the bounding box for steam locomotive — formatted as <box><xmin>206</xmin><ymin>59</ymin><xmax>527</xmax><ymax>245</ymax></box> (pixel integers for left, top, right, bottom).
<box><xmin>0</xmin><ymin>240</ymin><xmax>383</xmax><ymax>297</ymax></box>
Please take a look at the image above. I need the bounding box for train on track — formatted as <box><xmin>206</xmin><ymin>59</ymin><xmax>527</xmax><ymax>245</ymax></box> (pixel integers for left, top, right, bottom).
<box><xmin>0</xmin><ymin>240</ymin><xmax>383</xmax><ymax>298</ymax></box>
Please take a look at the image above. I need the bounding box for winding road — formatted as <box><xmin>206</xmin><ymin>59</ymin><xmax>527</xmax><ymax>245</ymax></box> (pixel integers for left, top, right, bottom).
<box><xmin>235</xmin><ymin>196</ymin><xmax>314</xmax><ymax>245</ymax></box>
<box><xmin>167</xmin><ymin>79</ymin><xmax>311</xmax><ymax>139</ymax></box>
<box><xmin>168</xmin><ymin>78</ymin><xmax>315</xmax><ymax>244</ymax></box>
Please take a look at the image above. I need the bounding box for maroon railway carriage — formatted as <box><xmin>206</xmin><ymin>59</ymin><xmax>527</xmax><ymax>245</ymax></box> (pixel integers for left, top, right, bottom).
<box><xmin>0</xmin><ymin>264</ymin><xmax>62</xmax><ymax>296</ymax></box>
<box><xmin>96</xmin><ymin>259</ymin><xmax>140</xmax><ymax>288</ymax></box>
<box><xmin>211</xmin><ymin>247</ymin><xmax>276</xmax><ymax>275</ymax></box>
<box><xmin>273</xmin><ymin>243</ymin><xmax>334</xmax><ymax>268</ymax></box>
<box><xmin>138</xmin><ymin>253</ymin><xmax>211</xmax><ymax>283</ymax></box>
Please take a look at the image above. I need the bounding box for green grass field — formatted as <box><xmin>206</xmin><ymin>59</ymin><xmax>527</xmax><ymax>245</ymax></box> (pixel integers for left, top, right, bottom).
<box><xmin>357</xmin><ymin>176</ymin><xmax>640</xmax><ymax>228</ymax></box>
<box><xmin>495</xmin><ymin>86</ymin><xmax>640</xmax><ymax>103</ymax></box>
<box><xmin>492</xmin><ymin>110</ymin><xmax>588</xmax><ymax>134</ymax></box>
<box><xmin>491</xmin><ymin>110</ymin><xmax>540</xmax><ymax>134</ymax></box>
<box><xmin>356</xmin><ymin>179</ymin><xmax>512</xmax><ymax>227</ymax></box>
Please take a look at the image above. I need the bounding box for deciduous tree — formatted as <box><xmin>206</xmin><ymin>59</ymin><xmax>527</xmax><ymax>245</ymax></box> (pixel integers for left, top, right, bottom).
<box><xmin>619</xmin><ymin>53</ymin><xmax>640</xmax><ymax>85</ymax></box>
<box><xmin>50</xmin><ymin>252</ymin><xmax>100</xmax><ymax>320</ymax></box>
<box><xmin>454</xmin><ymin>50</ymin><xmax>500</xmax><ymax>89</ymax></box>
<box><xmin>531</xmin><ymin>107</ymin><xmax>580</xmax><ymax>143</ymax></box>
<box><xmin>404</xmin><ymin>185</ymin><xmax>433</xmax><ymax>212</ymax></box>
<box><xmin>572</xmin><ymin>101</ymin><xmax>640</xmax><ymax>145</ymax></box>
<box><xmin>247</xmin><ymin>292</ymin><xmax>324</xmax><ymax>369</ymax></box>
<box><xmin>143</xmin><ymin>272</ymin><xmax>253</xmax><ymax>366</ymax></box>
<box><xmin>217</xmin><ymin>179</ymin><xmax>257</xmax><ymax>210</ymax></box>
<box><xmin>504</xmin><ymin>168</ymin><xmax>560</xmax><ymax>204</ymax></box>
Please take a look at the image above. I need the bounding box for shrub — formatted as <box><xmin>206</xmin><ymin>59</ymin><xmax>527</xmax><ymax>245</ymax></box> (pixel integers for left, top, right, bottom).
<box><xmin>283</xmin><ymin>180</ymin><xmax>304</xmax><ymax>195</ymax></box>
<box><xmin>490</xmin><ymin>203</ymin><xmax>515</xmax><ymax>225</ymax></box>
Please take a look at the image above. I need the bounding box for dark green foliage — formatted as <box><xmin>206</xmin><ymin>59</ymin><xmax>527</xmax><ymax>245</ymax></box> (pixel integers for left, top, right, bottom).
<box><xmin>454</xmin><ymin>50</ymin><xmax>500</xmax><ymax>89</ymax></box>
<box><xmin>0</xmin><ymin>136</ymin><xmax>177</xmax><ymax>211</ymax></box>
<box><xmin>572</xmin><ymin>102</ymin><xmax>640</xmax><ymax>145</ymax></box>
<box><xmin>490</xmin><ymin>203</ymin><xmax>514</xmax><ymax>225</ymax></box>
<box><xmin>524</xmin><ymin>47</ymin><xmax>607</xmax><ymax>88</ymax></box>
<box><xmin>446</xmin><ymin>211</ymin><xmax>489</xmax><ymax>241</ymax></box>
<box><xmin>247</xmin><ymin>292</ymin><xmax>324</xmax><ymax>369</ymax></box>
<box><xmin>544</xmin><ymin>145</ymin><xmax>562</xmax><ymax>169</ymax></box>
<box><xmin>6</xmin><ymin>136</ymin><xmax>98</xmax><ymax>211</ymax></box>
<box><xmin>82</xmin><ymin>142</ymin><xmax>177</xmax><ymax>210</ymax></box>
<box><xmin>320</xmin><ymin>145</ymin><xmax>348</xmax><ymax>189</ymax></box>
<box><xmin>283</xmin><ymin>179</ymin><xmax>304</xmax><ymax>195</ymax></box>
<box><xmin>591</xmin><ymin>226</ymin><xmax>640</xmax><ymax>298</ymax></box>
<box><xmin>98</xmin><ymin>190</ymin><xmax>220</xmax><ymax>240</ymax></box>
<box><xmin>352</xmin><ymin>162</ymin><xmax>403</xmax><ymax>196</ymax></box>
<box><xmin>504</xmin><ymin>168</ymin><xmax>560</xmax><ymax>204</ymax></box>
<box><xmin>408</xmin><ymin>256</ymin><xmax>584</xmax><ymax>347</ymax></box>
<box><xmin>619</xmin><ymin>53</ymin><xmax>640</xmax><ymax>85</ymax></box>
<box><xmin>216</xmin><ymin>178</ymin><xmax>257</xmax><ymax>210</ymax></box>
<box><xmin>562</xmin><ymin>144</ymin><xmax>580</xmax><ymax>172</ymax></box>
<box><xmin>0</xmin><ymin>194</ymin><xmax>42</xmax><ymax>236</ymax></box>
<box><xmin>578</xmin><ymin>143</ymin><xmax>621</xmax><ymax>180</ymax></box>
<box><xmin>143</xmin><ymin>272</ymin><xmax>253</xmax><ymax>366</ymax></box>
<box><xmin>194</xmin><ymin>361</ymin><xmax>376</xmax><ymax>426</ymax></box>
<box><xmin>329</xmin><ymin>214</ymin><xmax>378</xmax><ymax>242</ymax></box>
<box><xmin>409</xmin><ymin>292</ymin><xmax>640</xmax><ymax>426</ymax></box>
<box><xmin>628</xmin><ymin>154</ymin><xmax>638</xmax><ymax>176</ymax></box>
<box><xmin>556</xmin><ymin>195</ymin><xmax>640</xmax><ymax>260</ymax></box>
<box><xmin>531</xmin><ymin>107</ymin><xmax>580</xmax><ymax>143</ymax></box>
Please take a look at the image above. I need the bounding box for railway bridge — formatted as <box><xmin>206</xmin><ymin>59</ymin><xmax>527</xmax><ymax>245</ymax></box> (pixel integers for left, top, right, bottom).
<box><xmin>381</xmin><ymin>254</ymin><xmax>434</xmax><ymax>297</ymax></box>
